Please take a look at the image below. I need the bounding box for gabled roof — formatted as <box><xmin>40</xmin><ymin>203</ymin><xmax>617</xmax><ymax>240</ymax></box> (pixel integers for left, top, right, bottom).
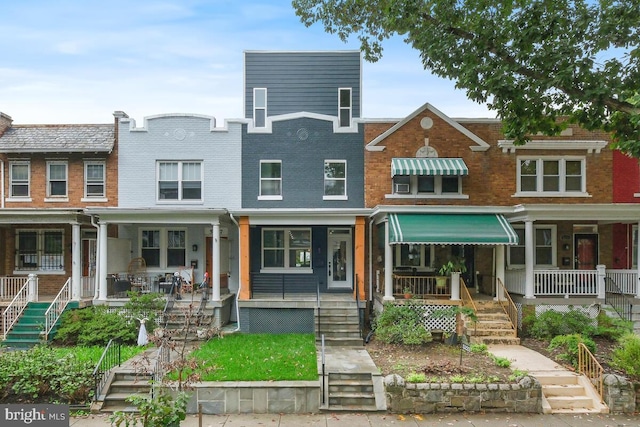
<box><xmin>365</xmin><ymin>102</ymin><xmax>490</xmax><ymax>152</ymax></box>
<box><xmin>0</xmin><ymin>124</ymin><xmax>114</xmax><ymax>153</ymax></box>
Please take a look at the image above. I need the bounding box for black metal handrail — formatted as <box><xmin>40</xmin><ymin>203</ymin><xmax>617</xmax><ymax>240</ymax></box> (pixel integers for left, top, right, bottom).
<box><xmin>92</xmin><ymin>339</ymin><xmax>121</xmax><ymax>402</ymax></box>
<box><xmin>605</xmin><ymin>277</ymin><xmax>634</xmax><ymax>321</ymax></box>
<box><xmin>316</xmin><ymin>277</ymin><xmax>321</xmax><ymax>338</ymax></box>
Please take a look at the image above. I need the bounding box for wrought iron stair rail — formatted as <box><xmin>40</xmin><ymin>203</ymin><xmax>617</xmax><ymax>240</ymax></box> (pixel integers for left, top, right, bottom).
<box><xmin>92</xmin><ymin>339</ymin><xmax>122</xmax><ymax>401</ymax></box>
<box><xmin>604</xmin><ymin>277</ymin><xmax>633</xmax><ymax>321</ymax></box>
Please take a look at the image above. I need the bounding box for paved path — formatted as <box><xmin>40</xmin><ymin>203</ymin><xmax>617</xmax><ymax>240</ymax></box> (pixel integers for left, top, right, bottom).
<box><xmin>487</xmin><ymin>344</ymin><xmax>572</xmax><ymax>375</ymax></box>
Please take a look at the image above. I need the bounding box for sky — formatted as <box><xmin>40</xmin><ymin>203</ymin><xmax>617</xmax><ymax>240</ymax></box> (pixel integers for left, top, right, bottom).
<box><xmin>0</xmin><ymin>0</ymin><xmax>495</xmax><ymax>125</ymax></box>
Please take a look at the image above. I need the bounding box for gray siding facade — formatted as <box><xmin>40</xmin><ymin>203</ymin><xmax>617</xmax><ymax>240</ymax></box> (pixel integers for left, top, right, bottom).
<box><xmin>244</xmin><ymin>51</ymin><xmax>361</xmax><ymax>119</ymax></box>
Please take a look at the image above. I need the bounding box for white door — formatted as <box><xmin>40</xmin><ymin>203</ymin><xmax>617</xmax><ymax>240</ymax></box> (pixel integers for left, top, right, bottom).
<box><xmin>328</xmin><ymin>229</ymin><xmax>352</xmax><ymax>289</ymax></box>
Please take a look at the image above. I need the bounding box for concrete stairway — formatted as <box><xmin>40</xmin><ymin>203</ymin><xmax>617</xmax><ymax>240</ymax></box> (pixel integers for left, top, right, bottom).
<box><xmin>537</xmin><ymin>372</ymin><xmax>608</xmax><ymax>414</ymax></box>
<box><xmin>96</xmin><ymin>371</ymin><xmax>152</xmax><ymax>413</ymax></box>
<box><xmin>466</xmin><ymin>300</ymin><xmax>520</xmax><ymax>345</ymax></box>
<box><xmin>316</xmin><ymin>300</ymin><xmax>362</xmax><ymax>347</ymax></box>
<box><xmin>160</xmin><ymin>298</ymin><xmax>214</xmax><ymax>341</ymax></box>
<box><xmin>326</xmin><ymin>372</ymin><xmax>377</xmax><ymax>411</ymax></box>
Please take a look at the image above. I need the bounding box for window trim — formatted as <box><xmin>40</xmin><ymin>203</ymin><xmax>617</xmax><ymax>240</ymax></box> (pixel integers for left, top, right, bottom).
<box><xmin>260</xmin><ymin>227</ymin><xmax>313</xmax><ymax>273</ymax></box>
<box><xmin>508</xmin><ymin>224</ymin><xmax>557</xmax><ymax>268</ymax></box>
<box><xmin>323</xmin><ymin>159</ymin><xmax>348</xmax><ymax>200</ymax></box>
<box><xmin>139</xmin><ymin>228</ymin><xmax>188</xmax><ymax>269</ymax></box>
<box><xmin>45</xmin><ymin>160</ymin><xmax>68</xmax><ymax>200</ymax></box>
<box><xmin>388</xmin><ymin>175</ymin><xmax>467</xmax><ymax>199</ymax></box>
<box><xmin>338</xmin><ymin>88</ymin><xmax>352</xmax><ymax>127</ymax></box>
<box><xmin>14</xmin><ymin>229</ymin><xmax>65</xmax><ymax>274</ymax></box>
<box><xmin>258</xmin><ymin>160</ymin><xmax>283</xmax><ymax>201</ymax></box>
<box><xmin>516</xmin><ymin>156</ymin><xmax>588</xmax><ymax>197</ymax></box>
<box><xmin>8</xmin><ymin>160</ymin><xmax>31</xmax><ymax>200</ymax></box>
<box><xmin>254</xmin><ymin>87</ymin><xmax>267</xmax><ymax>128</ymax></box>
<box><xmin>156</xmin><ymin>161</ymin><xmax>203</xmax><ymax>203</ymax></box>
<box><xmin>83</xmin><ymin>160</ymin><xmax>106</xmax><ymax>200</ymax></box>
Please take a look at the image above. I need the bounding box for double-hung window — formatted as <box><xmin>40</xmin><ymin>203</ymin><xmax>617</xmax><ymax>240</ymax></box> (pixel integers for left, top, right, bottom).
<box><xmin>394</xmin><ymin>244</ymin><xmax>433</xmax><ymax>269</ymax></box>
<box><xmin>262</xmin><ymin>228</ymin><xmax>312</xmax><ymax>271</ymax></box>
<box><xmin>16</xmin><ymin>229</ymin><xmax>64</xmax><ymax>271</ymax></box>
<box><xmin>84</xmin><ymin>161</ymin><xmax>106</xmax><ymax>198</ymax></box>
<box><xmin>517</xmin><ymin>157</ymin><xmax>586</xmax><ymax>195</ymax></box>
<box><xmin>157</xmin><ymin>161</ymin><xmax>202</xmax><ymax>201</ymax></box>
<box><xmin>9</xmin><ymin>161</ymin><xmax>30</xmax><ymax>198</ymax></box>
<box><xmin>392</xmin><ymin>175</ymin><xmax>461</xmax><ymax>195</ymax></box>
<box><xmin>47</xmin><ymin>161</ymin><xmax>68</xmax><ymax>198</ymax></box>
<box><xmin>254</xmin><ymin>88</ymin><xmax>267</xmax><ymax>128</ymax></box>
<box><xmin>508</xmin><ymin>225</ymin><xmax>556</xmax><ymax>267</ymax></box>
<box><xmin>259</xmin><ymin>160</ymin><xmax>282</xmax><ymax>200</ymax></box>
<box><xmin>324</xmin><ymin>160</ymin><xmax>347</xmax><ymax>199</ymax></box>
<box><xmin>338</xmin><ymin>88</ymin><xmax>352</xmax><ymax>127</ymax></box>
<box><xmin>141</xmin><ymin>229</ymin><xmax>186</xmax><ymax>268</ymax></box>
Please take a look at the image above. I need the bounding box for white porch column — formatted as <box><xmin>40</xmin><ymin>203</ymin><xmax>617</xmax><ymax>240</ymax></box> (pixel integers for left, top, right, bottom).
<box><xmin>28</xmin><ymin>273</ymin><xmax>38</xmax><ymax>302</ymax></box>
<box><xmin>495</xmin><ymin>245</ymin><xmax>505</xmax><ymax>301</ymax></box>
<box><xmin>384</xmin><ymin>220</ymin><xmax>394</xmax><ymax>301</ymax></box>
<box><xmin>637</xmin><ymin>221</ymin><xmax>640</xmax><ymax>299</ymax></box>
<box><xmin>596</xmin><ymin>264</ymin><xmax>606</xmax><ymax>299</ymax></box>
<box><xmin>97</xmin><ymin>221</ymin><xmax>108</xmax><ymax>301</ymax></box>
<box><xmin>71</xmin><ymin>223</ymin><xmax>81</xmax><ymax>301</ymax></box>
<box><xmin>450</xmin><ymin>272</ymin><xmax>460</xmax><ymax>301</ymax></box>
<box><xmin>211</xmin><ymin>221</ymin><xmax>221</xmax><ymax>302</ymax></box>
<box><xmin>524</xmin><ymin>220</ymin><xmax>536</xmax><ymax>299</ymax></box>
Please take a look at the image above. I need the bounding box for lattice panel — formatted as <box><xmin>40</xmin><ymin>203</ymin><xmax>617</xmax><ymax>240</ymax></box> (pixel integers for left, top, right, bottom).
<box><xmin>515</xmin><ymin>303</ymin><xmax>600</xmax><ymax>330</ymax></box>
<box><xmin>387</xmin><ymin>302</ymin><xmax>457</xmax><ymax>333</ymax></box>
<box><xmin>241</xmin><ymin>308</ymin><xmax>314</xmax><ymax>334</ymax></box>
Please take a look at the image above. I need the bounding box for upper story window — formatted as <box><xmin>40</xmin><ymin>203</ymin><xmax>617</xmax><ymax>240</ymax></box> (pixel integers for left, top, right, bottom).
<box><xmin>389</xmin><ymin>158</ymin><xmax>468</xmax><ymax>199</ymax></box>
<box><xmin>84</xmin><ymin>161</ymin><xmax>106</xmax><ymax>198</ymax></box>
<box><xmin>393</xmin><ymin>175</ymin><xmax>461</xmax><ymax>196</ymax></box>
<box><xmin>338</xmin><ymin>88</ymin><xmax>352</xmax><ymax>127</ymax></box>
<box><xmin>254</xmin><ymin>88</ymin><xmax>267</xmax><ymax>128</ymax></box>
<box><xmin>9</xmin><ymin>161</ymin><xmax>30</xmax><ymax>198</ymax></box>
<box><xmin>15</xmin><ymin>229</ymin><xmax>64</xmax><ymax>272</ymax></box>
<box><xmin>259</xmin><ymin>160</ymin><xmax>282</xmax><ymax>200</ymax></box>
<box><xmin>157</xmin><ymin>161</ymin><xmax>202</xmax><ymax>201</ymax></box>
<box><xmin>324</xmin><ymin>160</ymin><xmax>347</xmax><ymax>200</ymax></box>
<box><xmin>141</xmin><ymin>228</ymin><xmax>186</xmax><ymax>269</ymax></box>
<box><xmin>47</xmin><ymin>161</ymin><xmax>68</xmax><ymax>198</ymax></box>
<box><xmin>262</xmin><ymin>228</ymin><xmax>312</xmax><ymax>272</ymax></box>
<box><xmin>517</xmin><ymin>157</ymin><xmax>586</xmax><ymax>196</ymax></box>
<box><xmin>508</xmin><ymin>225</ymin><xmax>557</xmax><ymax>267</ymax></box>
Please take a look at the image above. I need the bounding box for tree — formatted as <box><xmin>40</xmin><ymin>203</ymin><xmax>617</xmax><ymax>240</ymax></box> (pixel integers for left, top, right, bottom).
<box><xmin>292</xmin><ymin>0</ymin><xmax>640</xmax><ymax>157</ymax></box>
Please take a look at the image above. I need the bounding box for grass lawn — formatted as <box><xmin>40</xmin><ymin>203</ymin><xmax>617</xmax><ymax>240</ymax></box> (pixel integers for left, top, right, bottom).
<box><xmin>52</xmin><ymin>344</ymin><xmax>147</xmax><ymax>364</ymax></box>
<box><xmin>182</xmin><ymin>333</ymin><xmax>318</xmax><ymax>381</ymax></box>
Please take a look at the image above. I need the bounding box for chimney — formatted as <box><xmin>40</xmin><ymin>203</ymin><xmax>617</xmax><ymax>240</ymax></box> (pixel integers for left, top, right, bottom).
<box><xmin>0</xmin><ymin>112</ymin><xmax>13</xmax><ymax>137</ymax></box>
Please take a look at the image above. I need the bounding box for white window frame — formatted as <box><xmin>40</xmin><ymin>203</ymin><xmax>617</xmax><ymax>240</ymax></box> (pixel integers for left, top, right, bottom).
<box><xmin>508</xmin><ymin>224</ymin><xmax>557</xmax><ymax>268</ymax></box>
<box><xmin>254</xmin><ymin>88</ymin><xmax>267</xmax><ymax>128</ymax></box>
<box><xmin>46</xmin><ymin>160</ymin><xmax>68</xmax><ymax>200</ymax></box>
<box><xmin>394</xmin><ymin>244</ymin><xmax>435</xmax><ymax>270</ymax></box>
<box><xmin>338</xmin><ymin>88</ymin><xmax>352</xmax><ymax>127</ymax></box>
<box><xmin>389</xmin><ymin>175</ymin><xmax>466</xmax><ymax>199</ymax></box>
<box><xmin>139</xmin><ymin>228</ymin><xmax>187</xmax><ymax>269</ymax></box>
<box><xmin>8</xmin><ymin>161</ymin><xmax>31</xmax><ymax>200</ymax></box>
<box><xmin>83</xmin><ymin>160</ymin><xmax>106</xmax><ymax>200</ymax></box>
<box><xmin>516</xmin><ymin>156</ymin><xmax>587</xmax><ymax>197</ymax></box>
<box><xmin>14</xmin><ymin>229</ymin><xmax>65</xmax><ymax>273</ymax></box>
<box><xmin>261</xmin><ymin>227</ymin><xmax>312</xmax><ymax>273</ymax></box>
<box><xmin>156</xmin><ymin>161</ymin><xmax>203</xmax><ymax>202</ymax></box>
<box><xmin>259</xmin><ymin>160</ymin><xmax>282</xmax><ymax>200</ymax></box>
<box><xmin>323</xmin><ymin>160</ymin><xmax>347</xmax><ymax>200</ymax></box>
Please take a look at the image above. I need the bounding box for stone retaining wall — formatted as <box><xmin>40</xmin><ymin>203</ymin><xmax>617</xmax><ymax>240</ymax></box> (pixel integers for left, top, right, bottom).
<box><xmin>383</xmin><ymin>374</ymin><xmax>542</xmax><ymax>413</ymax></box>
<box><xmin>601</xmin><ymin>375</ymin><xmax>636</xmax><ymax>414</ymax></box>
<box><xmin>185</xmin><ymin>381</ymin><xmax>320</xmax><ymax>414</ymax></box>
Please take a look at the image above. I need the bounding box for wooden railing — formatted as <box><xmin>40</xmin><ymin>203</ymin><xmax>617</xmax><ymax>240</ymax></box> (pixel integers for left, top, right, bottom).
<box><xmin>44</xmin><ymin>278</ymin><xmax>71</xmax><ymax>340</ymax></box>
<box><xmin>534</xmin><ymin>269</ymin><xmax>598</xmax><ymax>295</ymax></box>
<box><xmin>393</xmin><ymin>274</ymin><xmax>449</xmax><ymax>298</ymax></box>
<box><xmin>2</xmin><ymin>277</ymin><xmax>31</xmax><ymax>339</ymax></box>
<box><xmin>497</xmin><ymin>278</ymin><xmax>518</xmax><ymax>330</ymax></box>
<box><xmin>460</xmin><ymin>278</ymin><xmax>476</xmax><ymax>314</ymax></box>
<box><xmin>578</xmin><ymin>342</ymin><xmax>604</xmax><ymax>403</ymax></box>
<box><xmin>605</xmin><ymin>269</ymin><xmax>637</xmax><ymax>295</ymax></box>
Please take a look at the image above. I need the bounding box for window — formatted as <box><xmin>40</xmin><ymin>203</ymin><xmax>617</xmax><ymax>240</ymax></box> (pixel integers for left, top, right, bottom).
<box><xmin>85</xmin><ymin>161</ymin><xmax>105</xmax><ymax>198</ymax></box>
<box><xmin>392</xmin><ymin>175</ymin><xmax>461</xmax><ymax>195</ymax></box>
<box><xmin>324</xmin><ymin>160</ymin><xmax>347</xmax><ymax>199</ymax></box>
<box><xmin>508</xmin><ymin>225</ymin><xmax>556</xmax><ymax>267</ymax></box>
<box><xmin>254</xmin><ymin>88</ymin><xmax>267</xmax><ymax>128</ymax></box>
<box><xmin>259</xmin><ymin>160</ymin><xmax>282</xmax><ymax>199</ymax></box>
<box><xmin>47</xmin><ymin>161</ymin><xmax>68</xmax><ymax>197</ymax></box>
<box><xmin>157</xmin><ymin>161</ymin><xmax>202</xmax><ymax>201</ymax></box>
<box><xmin>394</xmin><ymin>244</ymin><xmax>433</xmax><ymax>269</ymax></box>
<box><xmin>338</xmin><ymin>88</ymin><xmax>352</xmax><ymax>127</ymax></box>
<box><xmin>140</xmin><ymin>229</ymin><xmax>186</xmax><ymax>269</ymax></box>
<box><xmin>9</xmin><ymin>161</ymin><xmax>29</xmax><ymax>198</ymax></box>
<box><xmin>262</xmin><ymin>228</ymin><xmax>311</xmax><ymax>271</ymax></box>
<box><xmin>517</xmin><ymin>157</ymin><xmax>586</xmax><ymax>195</ymax></box>
<box><xmin>15</xmin><ymin>229</ymin><xmax>64</xmax><ymax>271</ymax></box>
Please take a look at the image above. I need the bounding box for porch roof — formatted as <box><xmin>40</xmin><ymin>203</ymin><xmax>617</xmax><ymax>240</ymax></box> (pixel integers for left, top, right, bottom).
<box><xmin>391</xmin><ymin>157</ymin><xmax>468</xmax><ymax>177</ymax></box>
<box><xmin>388</xmin><ymin>213</ymin><xmax>519</xmax><ymax>245</ymax></box>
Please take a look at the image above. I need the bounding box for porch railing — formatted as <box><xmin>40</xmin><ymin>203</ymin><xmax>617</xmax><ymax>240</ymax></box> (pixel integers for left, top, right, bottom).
<box><xmin>44</xmin><ymin>277</ymin><xmax>71</xmax><ymax>340</ymax></box>
<box><xmin>497</xmin><ymin>278</ymin><xmax>518</xmax><ymax>330</ymax></box>
<box><xmin>505</xmin><ymin>270</ymin><xmax>526</xmax><ymax>295</ymax></box>
<box><xmin>505</xmin><ymin>269</ymin><xmax>600</xmax><ymax>297</ymax></box>
<box><xmin>578</xmin><ymin>342</ymin><xmax>604</xmax><ymax>403</ymax></box>
<box><xmin>605</xmin><ymin>269</ymin><xmax>637</xmax><ymax>295</ymax></box>
<box><xmin>2</xmin><ymin>277</ymin><xmax>31</xmax><ymax>339</ymax></box>
<box><xmin>393</xmin><ymin>274</ymin><xmax>449</xmax><ymax>298</ymax></box>
<box><xmin>0</xmin><ymin>276</ymin><xmax>31</xmax><ymax>301</ymax></box>
<box><xmin>460</xmin><ymin>279</ymin><xmax>476</xmax><ymax>314</ymax></box>
<box><xmin>81</xmin><ymin>276</ymin><xmax>95</xmax><ymax>299</ymax></box>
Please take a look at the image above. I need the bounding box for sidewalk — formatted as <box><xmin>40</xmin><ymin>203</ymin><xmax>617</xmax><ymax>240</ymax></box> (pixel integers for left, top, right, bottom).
<box><xmin>70</xmin><ymin>412</ymin><xmax>640</xmax><ymax>426</ymax></box>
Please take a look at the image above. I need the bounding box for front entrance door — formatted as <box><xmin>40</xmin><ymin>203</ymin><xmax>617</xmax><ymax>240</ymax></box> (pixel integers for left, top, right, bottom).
<box><xmin>82</xmin><ymin>238</ymin><xmax>97</xmax><ymax>277</ymax></box>
<box><xmin>574</xmin><ymin>234</ymin><xmax>598</xmax><ymax>270</ymax></box>
<box><xmin>327</xmin><ymin>229</ymin><xmax>352</xmax><ymax>289</ymax></box>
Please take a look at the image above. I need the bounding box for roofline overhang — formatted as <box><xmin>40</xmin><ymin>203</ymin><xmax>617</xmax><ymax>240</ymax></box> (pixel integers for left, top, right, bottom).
<box><xmin>85</xmin><ymin>207</ymin><xmax>228</xmax><ymax>224</ymax></box>
<box><xmin>0</xmin><ymin>208</ymin><xmax>89</xmax><ymax>224</ymax></box>
<box><xmin>509</xmin><ymin>203</ymin><xmax>640</xmax><ymax>223</ymax></box>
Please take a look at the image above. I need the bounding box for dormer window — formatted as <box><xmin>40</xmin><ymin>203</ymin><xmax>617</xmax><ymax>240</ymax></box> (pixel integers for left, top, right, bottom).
<box><xmin>338</xmin><ymin>88</ymin><xmax>351</xmax><ymax>127</ymax></box>
<box><xmin>254</xmin><ymin>88</ymin><xmax>267</xmax><ymax>128</ymax></box>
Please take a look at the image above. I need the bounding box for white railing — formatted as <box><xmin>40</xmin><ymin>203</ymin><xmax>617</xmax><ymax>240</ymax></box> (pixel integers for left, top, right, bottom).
<box><xmin>44</xmin><ymin>278</ymin><xmax>71</xmax><ymax>340</ymax></box>
<box><xmin>605</xmin><ymin>269</ymin><xmax>637</xmax><ymax>295</ymax></box>
<box><xmin>0</xmin><ymin>276</ymin><xmax>30</xmax><ymax>301</ymax></box>
<box><xmin>505</xmin><ymin>269</ymin><xmax>526</xmax><ymax>295</ymax></box>
<box><xmin>534</xmin><ymin>269</ymin><xmax>598</xmax><ymax>296</ymax></box>
<box><xmin>81</xmin><ymin>276</ymin><xmax>95</xmax><ymax>298</ymax></box>
<box><xmin>2</xmin><ymin>277</ymin><xmax>31</xmax><ymax>339</ymax></box>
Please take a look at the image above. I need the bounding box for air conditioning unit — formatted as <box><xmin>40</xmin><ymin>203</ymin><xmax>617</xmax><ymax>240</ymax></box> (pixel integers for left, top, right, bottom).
<box><xmin>394</xmin><ymin>183</ymin><xmax>410</xmax><ymax>194</ymax></box>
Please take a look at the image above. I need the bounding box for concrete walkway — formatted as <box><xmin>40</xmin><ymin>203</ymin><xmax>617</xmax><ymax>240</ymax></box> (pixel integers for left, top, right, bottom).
<box><xmin>487</xmin><ymin>344</ymin><xmax>570</xmax><ymax>375</ymax></box>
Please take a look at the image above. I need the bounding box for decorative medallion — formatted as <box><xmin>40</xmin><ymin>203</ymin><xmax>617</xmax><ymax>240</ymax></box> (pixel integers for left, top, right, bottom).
<box><xmin>174</xmin><ymin>128</ymin><xmax>187</xmax><ymax>141</ymax></box>
<box><xmin>296</xmin><ymin>128</ymin><xmax>309</xmax><ymax>141</ymax></box>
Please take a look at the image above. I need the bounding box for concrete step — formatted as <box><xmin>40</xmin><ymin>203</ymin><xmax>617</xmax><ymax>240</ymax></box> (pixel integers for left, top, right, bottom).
<box><xmin>319</xmin><ymin>337</ymin><xmax>363</xmax><ymax>347</ymax></box>
<box><xmin>542</xmin><ymin>384</ymin><xmax>586</xmax><ymax>397</ymax></box>
<box><xmin>535</xmin><ymin>373</ymin><xmax>581</xmax><ymax>386</ymax></box>
<box><xmin>470</xmin><ymin>336</ymin><xmax>520</xmax><ymax>345</ymax></box>
<box><xmin>545</xmin><ymin>395</ymin><xmax>594</xmax><ymax>410</ymax></box>
<box><xmin>468</xmin><ymin>328</ymin><xmax>517</xmax><ymax>337</ymax></box>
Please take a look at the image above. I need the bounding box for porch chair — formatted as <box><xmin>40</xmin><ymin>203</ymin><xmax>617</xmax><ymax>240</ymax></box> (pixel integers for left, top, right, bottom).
<box><xmin>127</xmin><ymin>257</ymin><xmax>150</xmax><ymax>293</ymax></box>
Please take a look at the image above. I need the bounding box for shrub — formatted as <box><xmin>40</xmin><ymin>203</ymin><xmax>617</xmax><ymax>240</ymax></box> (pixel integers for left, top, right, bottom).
<box><xmin>594</xmin><ymin>310</ymin><xmax>633</xmax><ymax>341</ymax></box>
<box><xmin>406</xmin><ymin>372</ymin><xmax>426</xmax><ymax>383</ymax></box>
<box><xmin>374</xmin><ymin>303</ymin><xmax>432</xmax><ymax>345</ymax></box>
<box><xmin>611</xmin><ymin>333</ymin><xmax>640</xmax><ymax>378</ymax></box>
<box><xmin>548</xmin><ymin>334</ymin><xmax>596</xmax><ymax>368</ymax></box>
<box><xmin>54</xmin><ymin>306</ymin><xmax>137</xmax><ymax>346</ymax></box>
<box><xmin>528</xmin><ymin>309</ymin><xmax>596</xmax><ymax>339</ymax></box>
<box><xmin>123</xmin><ymin>292</ymin><xmax>165</xmax><ymax>333</ymax></box>
<box><xmin>470</xmin><ymin>343</ymin><xmax>488</xmax><ymax>354</ymax></box>
<box><xmin>491</xmin><ymin>355</ymin><xmax>511</xmax><ymax>368</ymax></box>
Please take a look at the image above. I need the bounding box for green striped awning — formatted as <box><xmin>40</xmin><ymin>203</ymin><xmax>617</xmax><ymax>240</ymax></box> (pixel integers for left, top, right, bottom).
<box><xmin>391</xmin><ymin>158</ymin><xmax>469</xmax><ymax>177</ymax></box>
<box><xmin>388</xmin><ymin>213</ymin><xmax>519</xmax><ymax>245</ymax></box>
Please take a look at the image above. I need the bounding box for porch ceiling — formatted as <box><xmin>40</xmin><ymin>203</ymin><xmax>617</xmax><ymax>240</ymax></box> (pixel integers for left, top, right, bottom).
<box><xmin>388</xmin><ymin>213</ymin><xmax>518</xmax><ymax>245</ymax></box>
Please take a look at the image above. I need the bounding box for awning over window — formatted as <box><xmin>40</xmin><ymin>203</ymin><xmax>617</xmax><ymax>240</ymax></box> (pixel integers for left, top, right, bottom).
<box><xmin>391</xmin><ymin>158</ymin><xmax>469</xmax><ymax>177</ymax></box>
<box><xmin>388</xmin><ymin>213</ymin><xmax>519</xmax><ymax>245</ymax></box>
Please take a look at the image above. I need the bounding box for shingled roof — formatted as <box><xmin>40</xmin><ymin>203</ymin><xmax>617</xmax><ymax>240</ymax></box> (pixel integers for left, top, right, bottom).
<box><xmin>0</xmin><ymin>124</ymin><xmax>114</xmax><ymax>153</ymax></box>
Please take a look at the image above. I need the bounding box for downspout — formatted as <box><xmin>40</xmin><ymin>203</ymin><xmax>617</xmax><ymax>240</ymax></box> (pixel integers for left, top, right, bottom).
<box><xmin>1</xmin><ymin>159</ymin><xmax>4</xmax><ymax>208</ymax></box>
<box><xmin>368</xmin><ymin>217</ymin><xmax>373</xmax><ymax>301</ymax></box>
<box><xmin>90</xmin><ymin>215</ymin><xmax>100</xmax><ymax>300</ymax></box>
<box><xmin>229</xmin><ymin>213</ymin><xmax>241</xmax><ymax>332</ymax></box>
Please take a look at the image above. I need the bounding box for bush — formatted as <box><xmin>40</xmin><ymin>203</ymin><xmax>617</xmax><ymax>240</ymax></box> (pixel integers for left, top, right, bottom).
<box><xmin>123</xmin><ymin>292</ymin><xmax>165</xmax><ymax>333</ymax></box>
<box><xmin>611</xmin><ymin>333</ymin><xmax>640</xmax><ymax>378</ymax></box>
<box><xmin>54</xmin><ymin>306</ymin><xmax>137</xmax><ymax>346</ymax></box>
<box><xmin>374</xmin><ymin>303</ymin><xmax>432</xmax><ymax>345</ymax></box>
<box><xmin>548</xmin><ymin>334</ymin><xmax>596</xmax><ymax>368</ymax></box>
<box><xmin>527</xmin><ymin>309</ymin><xmax>596</xmax><ymax>339</ymax></box>
<box><xmin>594</xmin><ymin>309</ymin><xmax>633</xmax><ymax>341</ymax></box>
